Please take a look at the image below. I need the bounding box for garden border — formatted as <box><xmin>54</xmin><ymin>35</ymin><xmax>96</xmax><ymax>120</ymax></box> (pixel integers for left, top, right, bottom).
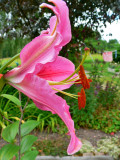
<box><xmin>36</xmin><ymin>155</ymin><xmax>114</xmax><ymax>160</ymax></box>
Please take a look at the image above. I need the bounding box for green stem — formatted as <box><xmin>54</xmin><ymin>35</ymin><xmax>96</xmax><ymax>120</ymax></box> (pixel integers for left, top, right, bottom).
<box><xmin>0</xmin><ymin>53</ymin><xmax>20</xmax><ymax>73</ymax></box>
<box><xmin>18</xmin><ymin>95</ymin><xmax>29</xmax><ymax>160</ymax></box>
<box><xmin>18</xmin><ymin>92</ymin><xmax>22</xmax><ymax>160</ymax></box>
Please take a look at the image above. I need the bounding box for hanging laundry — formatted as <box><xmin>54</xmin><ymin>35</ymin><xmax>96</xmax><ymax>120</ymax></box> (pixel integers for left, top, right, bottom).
<box><xmin>103</xmin><ymin>51</ymin><xmax>113</xmax><ymax>62</ymax></box>
<box><xmin>115</xmin><ymin>50</ymin><xmax>117</xmax><ymax>59</ymax></box>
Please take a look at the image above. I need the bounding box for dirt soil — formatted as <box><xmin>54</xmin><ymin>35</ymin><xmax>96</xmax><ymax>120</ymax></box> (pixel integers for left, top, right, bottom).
<box><xmin>35</xmin><ymin>128</ymin><xmax>120</xmax><ymax>146</ymax></box>
<box><xmin>0</xmin><ymin>128</ymin><xmax>120</xmax><ymax>149</ymax></box>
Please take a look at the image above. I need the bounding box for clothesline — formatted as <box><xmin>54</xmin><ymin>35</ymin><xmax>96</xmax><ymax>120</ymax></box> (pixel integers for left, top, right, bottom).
<box><xmin>102</xmin><ymin>50</ymin><xmax>118</xmax><ymax>62</ymax></box>
<box><xmin>104</xmin><ymin>50</ymin><xmax>117</xmax><ymax>52</ymax></box>
<box><xmin>89</xmin><ymin>52</ymin><xmax>94</xmax><ymax>62</ymax></box>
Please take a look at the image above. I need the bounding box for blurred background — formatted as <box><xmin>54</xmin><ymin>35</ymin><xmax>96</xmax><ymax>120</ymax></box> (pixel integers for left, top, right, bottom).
<box><xmin>0</xmin><ymin>0</ymin><xmax>120</xmax><ymax>58</ymax></box>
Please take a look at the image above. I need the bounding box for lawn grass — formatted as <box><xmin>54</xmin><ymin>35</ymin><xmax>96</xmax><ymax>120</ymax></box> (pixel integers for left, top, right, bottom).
<box><xmin>85</xmin><ymin>53</ymin><xmax>103</xmax><ymax>62</ymax></box>
<box><xmin>0</xmin><ymin>57</ymin><xmax>21</xmax><ymax>68</ymax></box>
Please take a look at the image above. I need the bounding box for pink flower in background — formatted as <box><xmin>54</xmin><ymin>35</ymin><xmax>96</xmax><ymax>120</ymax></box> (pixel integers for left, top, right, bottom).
<box><xmin>4</xmin><ymin>0</ymin><xmax>82</xmax><ymax>155</ymax></box>
<box><xmin>103</xmin><ymin>51</ymin><xmax>113</xmax><ymax>62</ymax></box>
<box><xmin>110</xmin><ymin>132</ymin><xmax>115</xmax><ymax>136</ymax></box>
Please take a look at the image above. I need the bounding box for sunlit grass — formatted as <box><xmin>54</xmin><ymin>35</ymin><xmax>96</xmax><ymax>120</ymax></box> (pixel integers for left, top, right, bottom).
<box><xmin>83</xmin><ymin>54</ymin><xmax>104</xmax><ymax>70</ymax></box>
<box><xmin>83</xmin><ymin>53</ymin><xmax>120</xmax><ymax>85</ymax></box>
<box><xmin>85</xmin><ymin>53</ymin><xmax>103</xmax><ymax>62</ymax></box>
<box><xmin>0</xmin><ymin>57</ymin><xmax>21</xmax><ymax>68</ymax></box>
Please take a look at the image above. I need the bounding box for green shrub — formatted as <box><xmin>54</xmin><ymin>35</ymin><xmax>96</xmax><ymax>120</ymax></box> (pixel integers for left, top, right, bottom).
<box><xmin>113</xmin><ymin>52</ymin><xmax>120</xmax><ymax>63</ymax></box>
<box><xmin>0</xmin><ymin>38</ymin><xmax>30</xmax><ymax>58</ymax></box>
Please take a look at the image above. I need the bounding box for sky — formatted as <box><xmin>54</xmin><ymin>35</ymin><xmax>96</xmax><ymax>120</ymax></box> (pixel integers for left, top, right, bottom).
<box><xmin>100</xmin><ymin>20</ymin><xmax>120</xmax><ymax>43</ymax></box>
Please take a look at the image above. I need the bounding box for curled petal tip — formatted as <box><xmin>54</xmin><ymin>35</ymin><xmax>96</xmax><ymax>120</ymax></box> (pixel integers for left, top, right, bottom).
<box><xmin>39</xmin><ymin>3</ymin><xmax>46</xmax><ymax>8</ymax></box>
<box><xmin>67</xmin><ymin>138</ymin><xmax>82</xmax><ymax>155</ymax></box>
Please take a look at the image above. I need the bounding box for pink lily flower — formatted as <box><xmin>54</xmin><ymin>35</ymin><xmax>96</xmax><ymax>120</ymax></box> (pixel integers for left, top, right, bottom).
<box><xmin>4</xmin><ymin>0</ymin><xmax>82</xmax><ymax>155</ymax></box>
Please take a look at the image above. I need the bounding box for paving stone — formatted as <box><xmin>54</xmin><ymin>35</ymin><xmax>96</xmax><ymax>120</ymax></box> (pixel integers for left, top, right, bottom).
<box><xmin>36</xmin><ymin>155</ymin><xmax>114</xmax><ymax>160</ymax></box>
<box><xmin>83</xmin><ymin>153</ymin><xmax>94</xmax><ymax>156</ymax></box>
<box><xmin>94</xmin><ymin>152</ymin><xmax>105</xmax><ymax>156</ymax></box>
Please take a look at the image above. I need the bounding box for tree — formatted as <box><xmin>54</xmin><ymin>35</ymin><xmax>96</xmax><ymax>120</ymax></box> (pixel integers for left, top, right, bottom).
<box><xmin>0</xmin><ymin>0</ymin><xmax>120</xmax><ymax>58</ymax></box>
<box><xmin>0</xmin><ymin>0</ymin><xmax>120</xmax><ymax>39</ymax></box>
<box><xmin>107</xmin><ymin>39</ymin><xmax>119</xmax><ymax>50</ymax></box>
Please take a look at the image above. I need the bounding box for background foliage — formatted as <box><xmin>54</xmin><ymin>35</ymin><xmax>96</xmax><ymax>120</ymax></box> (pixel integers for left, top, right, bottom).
<box><xmin>0</xmin><ymin>0</ymin><xmax>120</xmax><ymax>56</ymax></box>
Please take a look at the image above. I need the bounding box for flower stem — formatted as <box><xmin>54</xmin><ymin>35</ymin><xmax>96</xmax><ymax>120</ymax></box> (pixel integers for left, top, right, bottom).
<box><xmin>18</xmin><ymin>93</ymin><xmax>29</xmax><ymax>160</ymax></box>
<box><xmin>18</xmin><ymin>92</ymin><xmax>22</xmax><ymax>160</ymax></box>
<box><xmin>0</xmin><ymin>53</ymin><xmax>20</xmax><ymax>73</ymax></box>
<box><xmin>0</xmin><ymin>112</ymin><xmax>13</xmax><ymax>123</ymax></box>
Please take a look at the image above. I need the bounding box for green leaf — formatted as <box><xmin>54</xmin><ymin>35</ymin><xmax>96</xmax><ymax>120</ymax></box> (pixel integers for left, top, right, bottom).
<box><xmin>1</xmin><ymin>94</ymin><xmax>21</xmax><ymax>107</ymax></box>
<box><xmin>2</xmin><ymin>121</ymin><xmax>19</xmax><ymax>143</ymax></box>
<box><xmin>21</xmin><ymin>135</ymin><xmax>38</xmax><ymax>154</ymax></box>
<box><xmin>0</xmin><ymin>144</ymin><xmax>19</xmax><ymax>160</ymax></box>
<box><xmin>21</xmin><ymin>150</ymin><xmax>38</xmax><ymax>160</ymax></box>
<box><xmin>21</xmin><ymin>120</ymin><xmax>40</xmax><ymax>137</ymax></box>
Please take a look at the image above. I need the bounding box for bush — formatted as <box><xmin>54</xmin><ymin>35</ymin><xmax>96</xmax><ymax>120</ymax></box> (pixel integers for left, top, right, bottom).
<box><xmin>65</xmin><ymin>84</ymin><xmax>98</xmax><ymax>129</ymax></box>
<box><xmin>66</xmin><ymin>60</ymin><xmax>120</xmax><ymax>133</ymax></box>
<box><xmin>113</xmin><ymin>52</ymin><xmax>120</xmax><ymax>63</ymax></box>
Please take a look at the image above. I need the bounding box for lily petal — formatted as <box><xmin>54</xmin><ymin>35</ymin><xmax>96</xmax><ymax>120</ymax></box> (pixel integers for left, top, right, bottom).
<box><xmin>41</xmin><ymin>16</ymin><xmax>57</xmax><ymax>36</ymax></box>
<box><xmin>20</xmin><ymin>33</ymin><xmax>61</xmax><ymax>66</ymax></box>
<box><xmin>4</xmin><ymin>56</ymin><xmax>76</xmax><ymax>88</ymax></box>
<box><xmin>37</xmin><ymin>56</ymin><xmax>76</xmax><ymax>91</ymax></box>
<box><xmin>8</xmin><ymin>74</ymin><xmax>82</xmax><ymax>155</ymax></box>
<box><xmin>20</xmin><ymin>0</ymin><xmax>71</xmax><ymax>68</ymax></box>
<box><xmin>5</xmin><ymin>0</ymin><xmax>71</xmax><ymax>80</ymax></box>
<box><xmin>40</xmin><ymin>0</ymin><xmax>71</xmax><ymax>47</ymax></box>
<box><xmin>5</xmin><ymin>32</ymin><xmax>62</xmax><ymax>81</ymax></box>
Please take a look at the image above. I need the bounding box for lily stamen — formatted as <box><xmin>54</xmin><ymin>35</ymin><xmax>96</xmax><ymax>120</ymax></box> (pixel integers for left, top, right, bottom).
<box><xmin>66</xmin><ymin>76</ymin><xmax>79</xmax><ymax>82</ymax></box>
<box><xmin>48</xmin><ymin>75</ymin><xmax>79</xmax><ymax>86</ymax></box>
<box><xmin>78</xmin><ymin>88</ymin><xmax>86</xmax><ymax>110</ymax></box>
<box><xmin>48</xmin><ymin>81</ymin><xmax>74</xmax><ymax>85</ymax></box>
<box><xmin>77</xmin><ymin>65</ymin><xmax>92</xmax><ymax>89</ymax></box>
<box><xmin>52</xmin><ymin>87</ymin><xmax>80</xmax><ymax>99</ymax></box>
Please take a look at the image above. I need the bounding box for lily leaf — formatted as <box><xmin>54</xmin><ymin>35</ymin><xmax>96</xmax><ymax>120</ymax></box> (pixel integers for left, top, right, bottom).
<box><xmin>21</xmin><ymin>120</ymin><xmax>40</xmax><ymax>137</ymax></box>
<box><xmin>21</xmin><ymin>135</ymin><xmax>38</xmax><ymax>154</ymax></box>
<box><xmin>0</xmin><ymin>144</ymin><xmax>19</xmax><ymax>160</ymax></box>
<box><xmin>21</xmin><ymin>150</ymin><xmax>38</xmax><ymax>160</ymax></box>
<box><xmin>2</xmin><ymin>121</ymin><xmax>19</xmax><ymax>143</ymax></box>
<box><xmin>1</xmin><ymin>94</ymin><xmax>21</xmax><ymax>107</ymax></box>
